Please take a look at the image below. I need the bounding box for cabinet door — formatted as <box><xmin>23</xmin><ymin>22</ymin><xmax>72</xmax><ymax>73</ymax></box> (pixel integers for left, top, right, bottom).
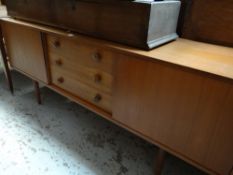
<box><xmin>2</xmin><ymin>22</ymin><xmax>48</xmax><ymax>83</ymax></box>
<box><xmin>113</xmin><ymin>55</ymin><xmax>233</xmax><ymax>175</ymax></box>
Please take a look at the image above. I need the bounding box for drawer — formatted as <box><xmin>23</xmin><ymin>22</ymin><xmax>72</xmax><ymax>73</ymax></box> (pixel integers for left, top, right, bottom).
<box><xmin>49</xmin><ymin>52</ymin><xmax>113</xmax><ymax>94</ymax></box>
<box><xmin>51</xmin><ymin>67</ymin><xmax>112</xmax><ymax>112</ymax></box>
<box><xmin>47</xmin><ymin>34</ymin><xmax>114</xmax><ymax>112</ymax></box>
<box><xmin>47</xmin><ymin>35</ymin><xmax>114</xmax><ymax>74</ymax></box>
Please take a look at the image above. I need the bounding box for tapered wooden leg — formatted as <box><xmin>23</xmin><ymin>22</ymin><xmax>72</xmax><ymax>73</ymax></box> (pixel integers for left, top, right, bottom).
<box><xmin>229</xmin><ymin>165</ymin><xmax>233</xmax><ymax>175</ymax></box>
<box><xmin>154</xmin><ymin>148</ymin><xmax>166</xmax><ymax>175</ymax></box>
<box><xmin>33</xmin><ymin>81</ymin><xmax>42</xmax><ymax>105</ymax></box>
<box><xmin>0</xmin><ymin>25</ymin><xmax>13</xmax><ymax>94</ymax></box>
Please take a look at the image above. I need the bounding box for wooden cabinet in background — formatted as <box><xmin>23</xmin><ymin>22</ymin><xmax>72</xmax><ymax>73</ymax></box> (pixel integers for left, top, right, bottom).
<box><xmin>179</xmin><ymin>0</ymin><xmax>233</xmax><ymax>47</ymax></box>
<box><xmin>1</xmin><ymin>22</ymin><xmax>48</xmax><ymax>83</ymax></box>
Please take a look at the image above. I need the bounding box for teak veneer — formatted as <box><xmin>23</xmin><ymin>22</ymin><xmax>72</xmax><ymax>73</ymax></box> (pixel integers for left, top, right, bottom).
<box><xmin>0</xmin><ymin>17</ymin><xmax>233</xmax><ymax>175</ymax></box>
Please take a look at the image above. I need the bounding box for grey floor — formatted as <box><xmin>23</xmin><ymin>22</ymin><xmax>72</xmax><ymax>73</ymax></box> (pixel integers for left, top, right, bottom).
<box><xmin>0</xmin><ymin>69</ymin><xmax>207</xmax><ymax>175</ymax></box>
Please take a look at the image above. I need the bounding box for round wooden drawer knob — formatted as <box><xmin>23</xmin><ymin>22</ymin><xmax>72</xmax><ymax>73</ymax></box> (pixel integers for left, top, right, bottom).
<box><xmin>57</xmin><ymin>77</ymin><xmax>64</xmax><ymax>84</ymax></box>
<box><xmin>53</xmin><ymin>40</ymin><xmax>60</xmax><ymax>48</ymax></box>
<box><xmin>93</xmin><ymin>94</ymin><xmax>102</xmax><ymax>103</ymax></box>
<box><xmin>92</xmin><ymin>52</ymin><xmax>102</xmax><ymax>62</ymax></box>
<box><xmin>55</xmin><ymin>59</ymin><xmax>63</xmax><ymax>66</ymax></box>
<box><xmin>94</xmin><ymin>74</ymin><xmax>102</xmax><ymax>83</ymax></box>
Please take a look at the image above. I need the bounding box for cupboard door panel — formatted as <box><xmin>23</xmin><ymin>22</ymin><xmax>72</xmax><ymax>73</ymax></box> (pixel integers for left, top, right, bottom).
<box><xmin>113</xmin><ymin>55</ymin><xmax>233</xmax><ymax>175</ymax></box>
<box><xmin>204</xmin><ymin>87</ymin><xmax>233</xmax><ymax>175</ymax></box>
<box><xmin>2</xmin><ymin>22</ymin><xmax>48</xmax><ymax>83</ymax></box>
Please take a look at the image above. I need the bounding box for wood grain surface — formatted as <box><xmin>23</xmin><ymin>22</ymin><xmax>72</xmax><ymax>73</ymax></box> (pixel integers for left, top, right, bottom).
<box><xmin>47</xmin><ymin>34</ymin><xmax>114</xmax><ymax>112</ymax></box>
<box><xmin>1</xmin><ymin>17</ymin><xmax>233</xmax><ymax>175</ymax></box>
<box><xmin>113</xmin><ymin>55</ymin><xmax>233</xmax><ymax>175</ymax></box>
<box><xmin>179</xmin><ymin>0</ymin><xmax>233</xmax><ymax>47</ymax></box>
<box><xmin>1</xmin><ymin>18</ymin><xmax>233</xmax><ymax>81</ymax></box>
<box><xmin>1</xmin><ymin>22</ymin><xmax>48</xmax><ymax>83</ymax></box>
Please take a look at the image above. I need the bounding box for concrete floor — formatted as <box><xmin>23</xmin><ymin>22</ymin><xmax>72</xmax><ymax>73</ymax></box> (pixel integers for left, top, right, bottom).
<box><xmin>0</xmin><ymin>69</ymin><xmax>206</xmax><ymax>175</ymax></box>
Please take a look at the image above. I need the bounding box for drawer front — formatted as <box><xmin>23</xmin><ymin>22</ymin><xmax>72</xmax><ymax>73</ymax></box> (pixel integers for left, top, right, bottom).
<box><xmin>51</xmin><ymin>66</ymin><xmax>112</xmax><ymax>112</ymax></box>
<box><xmin>47</xmin><ymin>35</ymin><xmax>114</xmax><ymax>74</ymax></box>
<box><xmin>49</xmin><ymin>52</ymin><xmax>113</xmax><ymax>94</ymax></box>
<box><xmin>47</xmin><ymin>34</ymin><xmax>114</xmax><ymax>112</ymax></box>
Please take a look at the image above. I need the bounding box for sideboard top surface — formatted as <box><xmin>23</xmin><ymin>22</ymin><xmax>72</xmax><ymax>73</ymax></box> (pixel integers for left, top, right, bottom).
<box><xmin>1</xmin><ymin>17</ymin><xmax>233</xmax><ymax>81</ymax></box>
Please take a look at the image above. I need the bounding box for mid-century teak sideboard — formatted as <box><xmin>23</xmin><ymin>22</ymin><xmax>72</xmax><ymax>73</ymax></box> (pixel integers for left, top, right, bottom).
<box><xmin>0</xmin><ymin>17</ymin><xmax>233</xmax><ymax>175</ymax></box>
